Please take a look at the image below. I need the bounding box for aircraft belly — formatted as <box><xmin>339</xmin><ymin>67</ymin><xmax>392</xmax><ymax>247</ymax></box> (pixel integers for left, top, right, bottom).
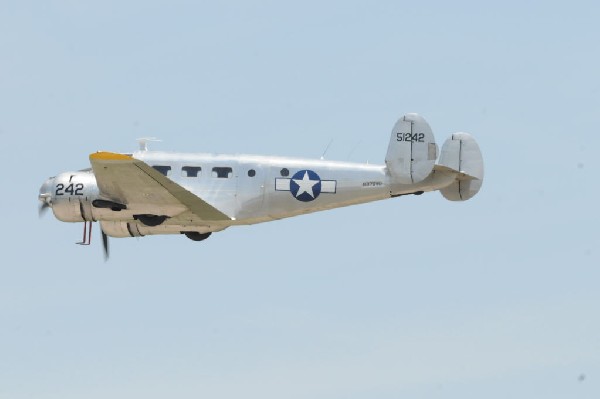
<box><xmin>101</xmin><ymin>220</ymin><xmax>227</xmax><ymax>238</ymax></box>
<box><xmin>265</xmin><ymin>186</ymin><xmax>390</xmax><ymax>219</ymax></box>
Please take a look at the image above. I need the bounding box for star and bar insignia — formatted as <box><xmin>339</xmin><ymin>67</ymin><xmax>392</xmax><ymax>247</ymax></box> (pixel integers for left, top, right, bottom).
<box><xmin>275</xmin><ymin>170</ymin><xmax>337</xmax><ymax>202</ymax></box>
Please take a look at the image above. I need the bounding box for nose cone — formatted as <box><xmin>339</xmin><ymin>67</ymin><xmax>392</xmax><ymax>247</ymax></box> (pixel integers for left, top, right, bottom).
<box><xmin>39</xmin><ymin>177</ymin><xmax>54</xmax><ymax>206</ymax></box>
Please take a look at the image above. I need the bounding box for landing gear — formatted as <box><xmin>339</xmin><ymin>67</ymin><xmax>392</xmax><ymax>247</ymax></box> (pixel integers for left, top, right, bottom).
<box><xmin>134</xmin><ymin>214</ymin><xmax>168</xmax><ymax>226</ymax></box>
<box><xmin>182</xmin><ymin>232</ymin><xmax>212</xmax><ymax>242</ymax></box>
<box><xmin>74</xmin><ymin>221</ymin><xmax>109</xmax><ymax>260</ymax></box>
<box><xmin>76</xmin><ymin>221</ymin><xmax>93</xmax><ymax>245</ymax></box>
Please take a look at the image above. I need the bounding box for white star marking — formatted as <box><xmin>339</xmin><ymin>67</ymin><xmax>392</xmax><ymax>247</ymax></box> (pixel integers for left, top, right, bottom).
<box><xmin>293</xmin><ymin>171</ymin><xmax>319</xmax><ymax>198</ymax></box>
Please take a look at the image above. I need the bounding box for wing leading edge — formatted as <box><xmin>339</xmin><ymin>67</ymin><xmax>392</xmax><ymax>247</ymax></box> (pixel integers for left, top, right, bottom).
<box><xmin>89</xmin><ymin>152</ymin><xmax>231</xmax><ymax>221</ymax></box>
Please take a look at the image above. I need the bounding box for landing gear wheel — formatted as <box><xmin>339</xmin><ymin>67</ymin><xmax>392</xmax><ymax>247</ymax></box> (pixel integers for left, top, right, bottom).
<box><xmin>183</xmin><ymin>232</ymin><xmax>212</xmax><ymax>242</ymax></box>
<box><xmin>134</xmin><ymin>214</ymin><xmax>168</xmax><ymax>227</ymax></box>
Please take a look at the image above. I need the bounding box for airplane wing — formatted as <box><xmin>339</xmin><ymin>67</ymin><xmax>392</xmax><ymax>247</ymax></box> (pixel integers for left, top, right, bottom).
<box><xmin>89</xmin><ymin>152</ymin><xmax>231</xmax><ymax>221</ymax></box>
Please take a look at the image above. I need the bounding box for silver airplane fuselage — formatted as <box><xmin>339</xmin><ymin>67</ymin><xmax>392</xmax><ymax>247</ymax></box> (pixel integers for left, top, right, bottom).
<box><xmin>38</xmin><ymin>114</ymin><xmax>484</xmax><ymax>245</ymax></box>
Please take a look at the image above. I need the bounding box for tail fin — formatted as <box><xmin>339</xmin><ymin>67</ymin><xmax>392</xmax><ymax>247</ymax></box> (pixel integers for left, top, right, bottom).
<box><xmin>438</xmin><ymin>132</ymin><xmax>484</xmax><ymax>201</ymax></box>
<box><xmin>385</xmin><ymin>113</ymin><xmax>437</xmax><ymax>184</ymax></box>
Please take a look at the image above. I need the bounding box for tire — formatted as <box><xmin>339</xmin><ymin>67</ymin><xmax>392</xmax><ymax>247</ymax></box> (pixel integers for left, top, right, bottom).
<box><xmin>183</xmin><ymin>232</ymin><xmax>212</xmax><ymax>242</ymax></box>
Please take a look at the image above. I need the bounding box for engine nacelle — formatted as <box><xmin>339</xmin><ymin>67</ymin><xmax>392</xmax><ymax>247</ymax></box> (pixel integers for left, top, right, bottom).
<box><xmin>99</xmin><ymin>220</ymin><xmax>144</xmax><ymax>238</ymax></box>
<box><xmin>45</xmin><ymin>171</ymin><xmax>101</xmax><ymax>222</ymax></box>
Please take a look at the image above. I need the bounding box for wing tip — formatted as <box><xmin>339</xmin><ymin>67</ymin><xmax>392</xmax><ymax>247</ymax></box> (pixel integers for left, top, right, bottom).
<box><xmin>90</xmin><ymin>152</ymin><xmax>133</xmax><ymax>161</ymax></box>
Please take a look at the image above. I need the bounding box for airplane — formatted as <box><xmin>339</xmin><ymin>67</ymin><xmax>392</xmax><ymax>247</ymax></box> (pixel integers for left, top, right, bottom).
<box><xmin>38</xmin><ymin>113</ymin><xmax>484</xmax><ymax>259</ymax></box>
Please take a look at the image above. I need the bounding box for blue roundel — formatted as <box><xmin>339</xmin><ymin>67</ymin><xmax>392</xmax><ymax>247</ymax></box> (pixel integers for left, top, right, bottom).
<box><xmin>290</xmin><ymin>170</ymin><xmax>322</xmax><ymax>202</ymax></box>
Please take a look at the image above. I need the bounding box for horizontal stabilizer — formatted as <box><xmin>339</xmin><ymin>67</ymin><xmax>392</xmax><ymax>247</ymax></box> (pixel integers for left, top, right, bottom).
<box><xmin>438</xmin><ymin>132</ymin><xmax>484</xmax><ymax>201</ymax></box>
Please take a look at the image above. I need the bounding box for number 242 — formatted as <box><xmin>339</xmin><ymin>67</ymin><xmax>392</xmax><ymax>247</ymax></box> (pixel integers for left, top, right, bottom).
<box><xmin>56</xmin><ymin>183</ymin><xmax>84</xmax><ymax>196</ymax></box>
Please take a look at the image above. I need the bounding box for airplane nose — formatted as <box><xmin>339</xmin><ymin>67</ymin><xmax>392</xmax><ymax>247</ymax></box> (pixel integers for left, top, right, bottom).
<box><xmin>38</xmin><ymin>177</ymin><xmax>54</xmax><ymax>215</ymax></box>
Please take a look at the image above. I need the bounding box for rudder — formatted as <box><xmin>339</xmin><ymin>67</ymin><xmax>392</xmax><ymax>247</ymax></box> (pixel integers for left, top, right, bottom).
<box><xmin>438</xmin><ymin>132</ymin><xmax>484</xmax><ymax>201</ymax></box>
<box><xmin>385</xmin><ymin>113</ymin><xmax>437</xmax><ymax>184</ymax></box>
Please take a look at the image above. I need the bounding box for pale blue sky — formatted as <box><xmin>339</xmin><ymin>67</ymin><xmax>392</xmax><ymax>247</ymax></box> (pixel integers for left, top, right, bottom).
<box><xmin>1</xmin><ymin>1</ymin><xmax>599</xmax><ymax>398</ymax></box>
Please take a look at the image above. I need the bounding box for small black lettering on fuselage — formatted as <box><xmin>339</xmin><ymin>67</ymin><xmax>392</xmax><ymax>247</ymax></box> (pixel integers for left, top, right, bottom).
<box><xmin>55</xmin><ymin>183</ymin><xmax>84</xmax><ymax>196</ymax></box>
<box><xmin>397</xmin><ymin>132</ymin><xmax>425</xmax><ymax>142</ymax></box>
<box><xmin>363</xmin><ymin>181</ymin><xmax>383</xmax><ymax>187</ymax></box>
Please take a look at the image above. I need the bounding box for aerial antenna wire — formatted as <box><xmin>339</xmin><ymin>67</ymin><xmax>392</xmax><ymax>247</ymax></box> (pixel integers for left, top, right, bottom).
<box><xmin>320</xmin><ymin>139</ymin><xmax>334</xmax><ymax>160</ymax></box>
<box><xmin>346</xmin><ymin>140</ymin><xmax>362</xmax><ymax>161</ymax></box>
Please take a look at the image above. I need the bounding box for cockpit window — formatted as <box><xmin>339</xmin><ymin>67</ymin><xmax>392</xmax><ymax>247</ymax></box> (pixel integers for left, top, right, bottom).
<box><xmin>152</xmin><ymin>165</ymin><xmax>171</xmax><ymax>176</ymax></box>
<box><xmin>182</xmin><ymin>166</ymin><xmax>202</xmax><ymax>177</ymax></box>
<box><xmin>212</xmin><ymin>167</ymin><xmax>233</xmax><ymax>178</ymax></box>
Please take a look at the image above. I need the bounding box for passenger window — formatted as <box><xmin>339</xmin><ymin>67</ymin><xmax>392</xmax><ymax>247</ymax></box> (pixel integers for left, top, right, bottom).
<box><xmin>152</xmin><ymin>165</ymin><xmax>171</xmax><ymax>176</ymax></box>
<box><xmin>248</xmin><ymin>169</ymin><xmax>256</xmax><ymax>177</ymax></box>
<box><xmin>182</xmin><ymin>166</ymin><xmax>202</xmax><ymax>177</ymax></box>
<box><xmin>212</xmin><ymin>167</ymin><xmax>233</xmax><ymax>178</ymax></box>
<box><xmin>280</xmin><ymin>168</ymin><xmax>289</xmax><ymax>177</ymax></box>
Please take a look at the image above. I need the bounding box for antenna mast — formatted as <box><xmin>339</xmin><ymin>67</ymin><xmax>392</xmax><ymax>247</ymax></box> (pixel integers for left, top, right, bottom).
<box><xmin>136</xmin><ymin>137</ymin><xmax>162</xmax><ymax>152</ymax></box>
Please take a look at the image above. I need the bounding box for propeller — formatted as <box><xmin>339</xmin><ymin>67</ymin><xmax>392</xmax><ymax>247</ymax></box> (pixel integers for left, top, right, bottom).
<box><xmin>102</xmin><ymin>229</ymin><xmax>109</xmax><ymax>261</ymax></box>
<box><xmin>38</xmin><ymin>202</ymin><xmax>50</xmax><ymax>218</ymax></box>
<box><xmin>38</xmin><ymin>179</ymin><xmax>53</xmax><ymax>217</ymax></box>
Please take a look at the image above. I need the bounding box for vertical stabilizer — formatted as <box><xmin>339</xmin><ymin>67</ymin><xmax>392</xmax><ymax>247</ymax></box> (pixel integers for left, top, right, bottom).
<box><xmin>385</xmin><ymin>113</ymin><xmax>437</xmax><ymax>184</ymax></box>
<box><xmin>438</xmin><ymin>132</ymin><xmax>484</xmax><ymax>201</ymax></box>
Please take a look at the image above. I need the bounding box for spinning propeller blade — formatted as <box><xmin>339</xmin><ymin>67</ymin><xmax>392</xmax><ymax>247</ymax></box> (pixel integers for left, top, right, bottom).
<box><xmin>102</xmin><ymin>229</ymin><xmax>109</xmax><ymax>261</ymax></box>
<box><xmin>38</xmin><ymin>202</ymin><xmax>50</xmax><ymax>218</ymax></box>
